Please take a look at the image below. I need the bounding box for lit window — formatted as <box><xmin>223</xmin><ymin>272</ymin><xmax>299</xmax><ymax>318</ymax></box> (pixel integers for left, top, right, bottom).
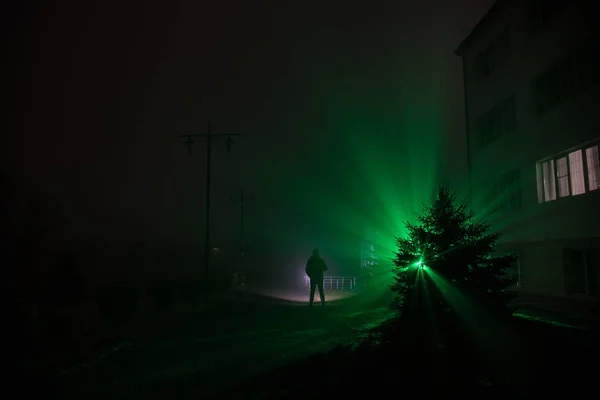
<box><xmin>542</xmin><ymin>160</ymin><xmax>556</xmax><ymax>201</ymax></box>
<box><xmin>586</xmin><ymin>145</ymin><xmax>600</xmax><ymax>191</ymax></box>
<box><xmin>556</xmin><ymin>156</ymin><xmax>570</xmax><ymax>197</ymax></box>
<box><xmin>568</xmin><ymin>150</ymin><xmax>586</xmax><ymax>195</ymax></box>
<box><xmin>536</xmin><ymin>163</ymin><xmax>544</xmax><ymax>203</ymax></box>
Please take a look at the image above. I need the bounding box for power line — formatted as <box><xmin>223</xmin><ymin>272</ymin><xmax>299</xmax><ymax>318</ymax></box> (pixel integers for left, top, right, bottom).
<box><xmin>180</xmin><ymin>120</ymin><xmax>241</xmax><ymax>297</ymax></box>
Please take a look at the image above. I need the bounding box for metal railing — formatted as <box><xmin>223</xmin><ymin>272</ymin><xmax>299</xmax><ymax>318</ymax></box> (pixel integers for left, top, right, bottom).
<box><xmin>305</xmin><ymin>276</ymin><xmax>358</xmax><ymax>290</ymax></box>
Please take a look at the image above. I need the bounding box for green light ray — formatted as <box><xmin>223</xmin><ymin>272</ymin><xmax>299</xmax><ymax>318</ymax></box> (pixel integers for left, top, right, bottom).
<box><xmin>279</xmin><ymin>70</ymin><xmax>452</xmax><ymax>285</ymax></box>
<box><xmin>416</xmin><ymin>268</ymin><xmax>444</xmax><ymax>347</ymax></box>
<box><xmin>423</xmin><ymin>267</ymin><xmax>516</xmax><ymax>356</ymax></box>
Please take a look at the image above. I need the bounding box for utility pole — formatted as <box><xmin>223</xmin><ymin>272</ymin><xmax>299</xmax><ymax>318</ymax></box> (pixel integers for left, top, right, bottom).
<box><xmin>180</xmin><ymin>121</ymin><xmax>240</xmax><ymax>297</ymax></box>
<box><xmin>230</xmin><ymin>188</ymin><xmax>254</xmax><ymax>286</ymax></box>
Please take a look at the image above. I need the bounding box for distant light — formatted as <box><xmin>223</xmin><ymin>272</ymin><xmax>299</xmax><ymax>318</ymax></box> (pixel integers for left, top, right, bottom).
<box><xmin>212</xmin><ymin>247</ymin><xmax>219</xmax><ymax>252</ymax></box>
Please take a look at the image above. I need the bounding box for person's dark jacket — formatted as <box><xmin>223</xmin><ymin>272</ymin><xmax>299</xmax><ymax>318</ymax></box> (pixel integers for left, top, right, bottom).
<box><xmin>305</xmin><ymin>256</ymin><xmax>327</xmax><ymax>280</ymax></box>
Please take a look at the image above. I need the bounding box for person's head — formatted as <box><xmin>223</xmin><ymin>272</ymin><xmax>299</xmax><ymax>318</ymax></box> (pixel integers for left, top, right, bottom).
<box><xmin>312</xmin><ymin>248</ymin><xmax>319</xmax><ymax>257</ymax></box>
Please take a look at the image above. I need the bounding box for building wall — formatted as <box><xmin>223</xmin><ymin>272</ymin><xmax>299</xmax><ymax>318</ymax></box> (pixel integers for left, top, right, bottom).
<box><xmin>460</xmin><ymin>0</ymin><xmax>600</xmax><ymax>298</ymax></box>
<box><xmin>518</xmin><ymin>238</ymin><xmax>600</xmax><ymax>297</ymax></box>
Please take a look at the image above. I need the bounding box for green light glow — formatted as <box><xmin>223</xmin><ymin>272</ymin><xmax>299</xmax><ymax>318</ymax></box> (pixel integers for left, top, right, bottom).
<box><xmin>273</xmin><ymin>72</ymin><xmax>447</xmax><ymax>284</ymax></box>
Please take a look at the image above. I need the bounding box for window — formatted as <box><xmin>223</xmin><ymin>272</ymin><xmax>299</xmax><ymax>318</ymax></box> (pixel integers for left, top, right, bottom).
<box><xmin>573</xmin><ymin>45</ymin><xmax>599</xmax><ymax>90</ymax></box>
<box><xmin>536</xmin><ymin>163</ymin><xmax>544</xmax><ymax>203</ymax></box>
<box><xmin>532</xmin><ymin>41</ymin><xmax>599</xmax><ymax>115</ymax></box>
<box><xmin>568</xmin><ymin>150</ymin><xmax>586</xmax><ymax>195</ymax></box>
<box><xmin>488</xmin><ymin>30</ymin><xmax>511</xmax><ymax>74</ymax></box>
<box><xmin>532</xmin><ymin>65</ymin><xmax>565</xmax><ymax>114</ymax></box>
<box><xmin>483</xmin><ymin>184</ymin><xmax>500</xmax><ymax>215</ymax></box>
<box><xmin>559</xmin><ymin>58</ymin><xmax>578</xmax><ymax>100</ymax></box>
<box><xmin>500</xmin><ymin>95</ymin><xmax>517</xmax><ymax>133</ymax></box>
<box><xmin>503</xmin><ymin>170</ymin><xmax>522</xmax><ymax>211</ymax></box>
<box><xmin>542</xmin><ymin>160</ymin><xmax>556</xmax><ymax>201</ymax></box>
<box><xmin>474</xmin><ymin>52</ymin><xmax>490</xmax><ymax>82</ymax></box>
<box><xmin>586</xmin><ymin>145</ymin><xmax>600</xmax><ymax>191</ymax></box>
<box><xmin>556</xmin><ymin>157</ymin><xmax>569</xmax><ymax>197</ymax></box>
<box><xmin>483</xmin><ymin>169</ymin><xmax>522</xmax><ymax>216</ymax></box>
<box><xmin>563</xmin><ymin>248</ymin><xmax>598</xmax><ymax>296</ymax></box>
<box><xmin>476</xmin><ymin>95</ymin><xmax>517</xmax><ymax>147</ymax></box>
<box><xmin>474</xmin><ymin>29</ymin><xmax>511</xmax><ymax>83</ymax></box>
<box><xmin>508</xmin><ymin>252</ymin><xmax>523</xmax><ymax>289</ymax></box>
<box><xmin>527</xmin><ymin>0</ymin><xmax>568</xmax><ymax>33</ymax></box>
<box><xmin>536</xmin><ymin>140</ymin><xmax>600</xmax><ymax>203</ymax></box>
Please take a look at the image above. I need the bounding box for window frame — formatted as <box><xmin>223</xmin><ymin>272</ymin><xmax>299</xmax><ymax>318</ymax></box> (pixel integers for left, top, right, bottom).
<box><xmin>536</xmin><ymin>139</ymin><xmax>600</xmax><ymax>203</ymax></box>
<box><xmin>476</xmin><ymin>95</ymin><xmax>517</xmax><ymax>148</ymax></box>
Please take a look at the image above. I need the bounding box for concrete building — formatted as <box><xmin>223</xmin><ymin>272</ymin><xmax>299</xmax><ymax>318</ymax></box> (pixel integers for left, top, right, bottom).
<box><xmin>454</xmin><ymin>0</ymin><xmax>600</xmax><ymax>299</ymax></box>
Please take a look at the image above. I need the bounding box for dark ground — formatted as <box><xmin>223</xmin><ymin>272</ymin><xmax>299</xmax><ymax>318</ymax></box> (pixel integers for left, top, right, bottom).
<box><xmin>14</xmin><ymin>288</ymin><xmax>600</xmax><ymax>399</ymax></box>
<box><xmin>14</xmin><ymin>288</ymin><xmax>393</xmax><ymax>399</ymax></box>
<box><xmin>214</xmin><ymin>303</ymin><xmax>599</xmax><ymax>399</ymax></box>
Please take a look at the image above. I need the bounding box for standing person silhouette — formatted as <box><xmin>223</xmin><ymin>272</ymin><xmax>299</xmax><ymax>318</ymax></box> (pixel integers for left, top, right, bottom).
<box><xmin>305</xmin><ymin>248</ymin><xmax>328</xmax><ymax>306</ymax></box>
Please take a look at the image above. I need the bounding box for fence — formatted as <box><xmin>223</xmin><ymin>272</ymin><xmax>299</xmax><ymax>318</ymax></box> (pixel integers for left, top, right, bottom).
<box><xmin>304</xmin><ymin>276</ymin><xmax>358</xmax><ymax>290</ymax></box>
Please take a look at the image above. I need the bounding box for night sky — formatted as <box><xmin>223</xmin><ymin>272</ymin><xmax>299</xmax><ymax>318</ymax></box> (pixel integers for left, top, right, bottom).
<box><xmin>4</xmin><ymin>0</ymin><xmax>495</xmax><ymax>280</ymax></box>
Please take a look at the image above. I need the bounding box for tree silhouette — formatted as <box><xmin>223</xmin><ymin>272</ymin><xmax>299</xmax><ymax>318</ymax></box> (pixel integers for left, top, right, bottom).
<box><xmin>391</xmin><ymin>185</ymin><xmax>517</xmax><ymax>323</ymax></box>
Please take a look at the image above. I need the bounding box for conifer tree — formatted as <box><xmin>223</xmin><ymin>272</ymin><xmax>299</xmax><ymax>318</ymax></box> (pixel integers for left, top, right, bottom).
<box><xmin>391</xmin><ymin>186</ymin><xmax>517</xmax><ymax>322</ymax></box>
